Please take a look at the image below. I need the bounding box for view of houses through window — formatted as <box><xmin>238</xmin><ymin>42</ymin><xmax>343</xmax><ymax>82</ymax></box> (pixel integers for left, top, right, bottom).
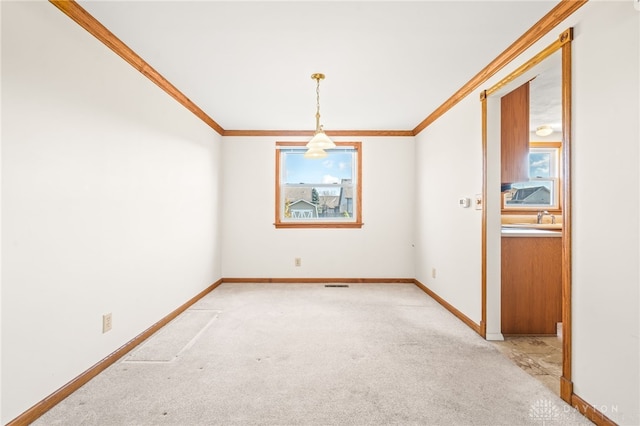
<box><xmin>275</xmin><ymin>142</ymin><xmax>362</xmax><ymax>228</ymax></box>
<box><xmin>284</xmin><ymin>184</ymin><xmax>353</xmax><ymax>219</ymax></box>
<box><xmin>504</xmin><ymin>145</ymin><xmax>560</xmax><ymax>209</ymax></box>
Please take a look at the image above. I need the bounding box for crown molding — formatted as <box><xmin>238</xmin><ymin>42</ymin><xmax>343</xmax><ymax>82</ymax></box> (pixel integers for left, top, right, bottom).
<box><xmin>412</xmin><ymin>0</ymin><xmax>587</xmax><ymax>135</ymax></box>
<box><xmin>222</xmin><ymin>129</ymin><xmax>414</xmax><ymax>137</ymax></box>
<box><xmin>49</xmin><ymin>0</ymin><xmax>225</xmax><ymax>135</ymax></box>
<box><xmin>49</xmin><ymin>0</ymin><xmax>586</xmax><ymax>139</ymax></box>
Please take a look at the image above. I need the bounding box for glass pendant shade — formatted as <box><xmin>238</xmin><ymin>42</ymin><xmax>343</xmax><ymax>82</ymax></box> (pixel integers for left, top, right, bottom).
<box><xmin>303</xmin><ymin>146</ymin><xmax>328</xmax><ymax>159</ymax></box>
<box><xmin>306</xmin><ymin>130</ymin><xmax>336</xmax><ymax>150</ymax></box>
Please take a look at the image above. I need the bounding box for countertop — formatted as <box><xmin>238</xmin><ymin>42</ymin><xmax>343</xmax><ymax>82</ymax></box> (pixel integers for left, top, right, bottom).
<box><xmin>501</xmin><ymin>227</ymin><xmax>562</xmax><ymax>237</ymax></box>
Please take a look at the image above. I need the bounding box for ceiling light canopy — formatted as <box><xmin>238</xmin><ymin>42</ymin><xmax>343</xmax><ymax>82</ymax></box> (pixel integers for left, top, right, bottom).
<box><xmin>535</xmin><ymin>125</ymin><xmax>554</xmax><ymax>137</ymax></box>
<box><xmin>305</xmin><ymin>73</ymin><xmax>335</xmax><ymax>159</ymax></box>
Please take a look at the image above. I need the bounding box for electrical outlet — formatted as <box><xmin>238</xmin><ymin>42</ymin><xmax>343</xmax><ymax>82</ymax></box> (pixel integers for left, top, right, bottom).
<box><xmin>431</xmin><ymin>268</ymin><xmax>437</xmax><ymax>279</ymax></box>
<box><xmin>102</xmin><ymin>313</ymin><xmax>112</xmax><ymax>333</ymax></box>
<box><xmin>295</xmin><ymin>257</ymin><xmax>302</xmax><ymax>267</ymax></box>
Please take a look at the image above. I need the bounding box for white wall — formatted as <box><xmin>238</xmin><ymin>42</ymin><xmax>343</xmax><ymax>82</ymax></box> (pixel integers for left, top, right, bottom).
<box><xmin>221</xmin><ymin>136</ymin><xmax>415</xmax><ymax>279</ymax></box>
<box><xmin>569</xmin><ymin>3</ymin><xmax>639</xmax><ymax>424</ymax></box>
<box><xmin>414</xmin><ymin>98</ymin><xmax>483</xmax><ymax>324</ymax></box>
<box><xmin>415</xmin><ymin>2</ymin><xmax>639</xmax><ymax>424</ymax></box>
<box><xmin>2</xmin><ymin>1</ymin><xmax>637</xmax><ymax>425</ymax></box>
<box><xmin>1</xmin><ymin>2</ymin><xmax>222</xmax><ymax>422</ymax></box>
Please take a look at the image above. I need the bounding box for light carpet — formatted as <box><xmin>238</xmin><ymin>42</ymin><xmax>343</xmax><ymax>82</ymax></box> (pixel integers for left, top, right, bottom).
<box><xmin>34</xmin><ymin>283</ymin><xmax>591</xmax><ymax>425</ymax></box>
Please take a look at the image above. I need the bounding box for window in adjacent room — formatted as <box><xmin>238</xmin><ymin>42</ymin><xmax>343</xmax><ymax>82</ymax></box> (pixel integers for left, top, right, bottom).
<box><xmin>503</xmin><ymin>142</ymin><xmax>561</xmax><ymax>211</ymax></box>
<box><xmin>275</xmin><ymin>142</ymin><xmax>362</xmax><ymax>228</ymax></box>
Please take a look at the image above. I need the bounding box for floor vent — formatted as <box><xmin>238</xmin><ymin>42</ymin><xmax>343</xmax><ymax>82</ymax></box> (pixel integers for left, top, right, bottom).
<box><xmin>324</xmin><ymin>284</ymin><xmax>349</xmax><ymax>288</ymax></box>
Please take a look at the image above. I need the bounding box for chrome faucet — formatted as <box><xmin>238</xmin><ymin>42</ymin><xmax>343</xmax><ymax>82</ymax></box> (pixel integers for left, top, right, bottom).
<box><xmin>537</xmin><ymin>210</ymin><xmax>550</xmax><ymax>224</ymax></box>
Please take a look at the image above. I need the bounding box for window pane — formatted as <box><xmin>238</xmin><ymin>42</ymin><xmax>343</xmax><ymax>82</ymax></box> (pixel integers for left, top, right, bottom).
<box><xmin>276</xmin><ymin>142</ymin><xmax>361</xmax><ymax>228</ymax></box>
<box><xmin>283</xmin><ymin>151</ymin><xmax>354</xmax><ymax>184</ymax></box>
<box><xmin>529</xmin><ymin>152</ymin><xmax>551</xmax><ymax>178</ymax></box>
<box><xmin>283</xmin><ymin>185</ymin><xmax>353</xmax><ymax>218</ymax></box>
<box><xmin>505</xmin><ymin>180</ymin><xmax>555</xmax><ymax>206</ymax></box>
<box><xmin>504</xmin><ymin>145</ymin><xmax>559</xmax><ymax>211</ymax></box>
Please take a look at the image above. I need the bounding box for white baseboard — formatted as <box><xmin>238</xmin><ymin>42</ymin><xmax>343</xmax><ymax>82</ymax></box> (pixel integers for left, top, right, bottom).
<box><xmin>485</xmin><ymin>333</ymin><xmax>505</xmax><ymax>341</ymax></box>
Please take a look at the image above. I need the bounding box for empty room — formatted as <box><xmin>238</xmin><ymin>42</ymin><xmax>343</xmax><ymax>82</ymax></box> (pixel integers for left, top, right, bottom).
<box><xmin>1</xmin><ymin>1</ymin><xmax>638</xmax><ymax>425</ymax></box>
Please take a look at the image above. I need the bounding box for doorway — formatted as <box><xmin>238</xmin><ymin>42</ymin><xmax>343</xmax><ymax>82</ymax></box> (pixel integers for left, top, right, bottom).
<box><xmin>480</xmin><ymin>28</ymin><xmax>574</xmax><ymax>403</ymax></box>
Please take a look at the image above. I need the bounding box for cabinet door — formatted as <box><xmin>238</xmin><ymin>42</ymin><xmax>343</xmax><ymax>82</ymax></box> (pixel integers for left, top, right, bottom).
<box><xmin>501</xmin><ymin>81</ymin><xmax>530</xmax><ymax>183</ymax></box>
<box><xmin>501</xmin><ymin>236</ymin><xmax>562</xmax><ymax>335</ymax></box>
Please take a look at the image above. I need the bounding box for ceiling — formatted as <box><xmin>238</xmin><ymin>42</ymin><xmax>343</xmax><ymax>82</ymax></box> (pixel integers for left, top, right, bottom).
<box><xmin>77</xmin><ymin>1</ymin><xmax>560</xmax><ymax>133</ymax></box>
<box><xmin>529</xmin><ymin>52</ymin><xmax>562</xmax><ymax>133</ymax></box>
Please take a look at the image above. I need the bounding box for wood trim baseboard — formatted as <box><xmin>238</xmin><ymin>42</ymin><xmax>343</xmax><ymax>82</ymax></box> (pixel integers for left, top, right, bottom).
<box><xmin>560</xmin><ymin>376</ymin><xmax>573</xmax><ymax>403</ymax></box>
<box><xmin>222</xmin><ymin>278</ymin><xmax>415</xmax><ymax>284</ymax></box>
<box><xmin>571</xmin><ymin>393</ymin><xmax>618</xmax><ymax>426</ymax></box>
<box><xmin>7</xmin><ymin>279</ymin><xmax>223</xmax><ymax>426</ymax></box>
<box><xmin>9</xmin><ymin>277</ymin><xmax>607</xmax><ymax>426</ymax></box>
<box><xmin>413</xmin><ymin>279</ymin><xmax>482</xmax><ymax>335</ymax></box>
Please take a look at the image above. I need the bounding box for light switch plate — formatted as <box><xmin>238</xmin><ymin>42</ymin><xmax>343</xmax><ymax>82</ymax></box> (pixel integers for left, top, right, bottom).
<box><xmin>474</xmin><ymin>194</ymin><xmax>483</xmax><ymax>210</ymax></box>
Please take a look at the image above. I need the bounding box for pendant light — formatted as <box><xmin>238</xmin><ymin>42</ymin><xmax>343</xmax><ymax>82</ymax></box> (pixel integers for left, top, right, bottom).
<box><xmin>304</xmin><ymin>73</ymin><xmax>335</xmax><ymax>158</ymax></box>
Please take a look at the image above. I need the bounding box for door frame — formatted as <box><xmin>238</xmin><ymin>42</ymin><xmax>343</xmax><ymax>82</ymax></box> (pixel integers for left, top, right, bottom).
<box><xmin>480</xmin><ymin>28</ymin><xmax>574</xmax><ymax>403</ymax></box>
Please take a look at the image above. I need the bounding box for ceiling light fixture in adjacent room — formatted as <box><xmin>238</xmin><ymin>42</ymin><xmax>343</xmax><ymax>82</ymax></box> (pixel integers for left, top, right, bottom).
<box><xmin>535</xmin><ymin>125</ymin><xmax>554</xmax><ymax>137</ymax></box>
<box><xmin>305</xmin><ymin>73</ymin><xmax>335</xmax><ymax>159</ymax></box>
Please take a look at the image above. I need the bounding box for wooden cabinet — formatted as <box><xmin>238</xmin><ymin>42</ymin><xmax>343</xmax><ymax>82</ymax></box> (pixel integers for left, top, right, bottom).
<box><xmin>501</xmin><ymin>236</ymin><xmax>562</xmax><ymax>335</ymax></box>
<box><xmin>501</xmin><ymin>81</ymin><xmax>530</xmax><ymax>183</ymax></box>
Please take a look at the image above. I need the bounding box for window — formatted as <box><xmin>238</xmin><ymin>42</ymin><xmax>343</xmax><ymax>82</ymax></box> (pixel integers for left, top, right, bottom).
<box><xmin>503</xmin><ymin>142</ymin><xmax>561</xmax><ymax>210</ymax></box>
<box><xmin>275</xmin><ymin>142</ymin><xmax>362</xmax><ymax>228</ymax></box>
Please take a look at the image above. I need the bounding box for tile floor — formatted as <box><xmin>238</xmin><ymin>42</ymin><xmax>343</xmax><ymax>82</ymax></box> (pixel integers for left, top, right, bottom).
<box><xmin>491</xmin><ymin>336</ymin><xmax>563</xmax><ymax>395</ymax></box>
